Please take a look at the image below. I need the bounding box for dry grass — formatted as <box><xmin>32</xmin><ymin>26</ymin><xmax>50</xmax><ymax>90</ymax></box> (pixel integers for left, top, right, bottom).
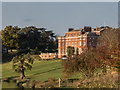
<box><xmin>75</xmin><ymin>69</ymin><xmax>118</xmax><ymax>88</ymax></box>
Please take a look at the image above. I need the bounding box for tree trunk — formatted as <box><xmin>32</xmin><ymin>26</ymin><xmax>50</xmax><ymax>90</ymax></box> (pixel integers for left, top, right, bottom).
<box><xmin>20</xmin><ymin>61</ymin><xmax>25</xmax><ymax>79</ymax></box>
<box><xmin>20</xmin><ymin>70</ymin><xmax>25</xmax><ymax>79</ymax></box>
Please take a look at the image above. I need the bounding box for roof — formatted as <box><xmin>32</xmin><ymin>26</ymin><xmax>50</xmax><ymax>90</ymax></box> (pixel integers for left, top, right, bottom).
<box><xmin>85</xmin><ymin>32</ymin><xmax>99</xmax><ymax>36</ymax></box>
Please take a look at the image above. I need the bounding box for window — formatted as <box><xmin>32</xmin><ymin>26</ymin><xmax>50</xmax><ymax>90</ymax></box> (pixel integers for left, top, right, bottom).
<box><xmin>79</xmin><ymin>41</ymin><xmax>81</xmax><ymax>46</ymax></box>
<box><xmin>93</xmin><ymin>43</ymin><xmax>95</xmax><ymax>46</ymax></box>
<box><xmin>72</xmin><ymin>42</ymin><xmax>73</xmax><ymax>46</ymax></box>
<box><xmin>83</xmin><ymin>42</ymin><xmax>85</xmax><ymax>46</ymax></box>
<box><xmin>89</xmin><ymin>42</ymin><xmax>91</xmax><ymax>46</ymax></box>
<box><xmin>59</xmin><ymin>50</ymin><xmax>61</xmax><ymax>54</ymax></box>
<box><xmin>69</xmin><ymin>42</ymin><xmax>70</xmax><ymax>46</ymax></box>
<box><xmin>62</xmin><ymin>50</ymin><xmax>64</xmax><ymax>54</ymax></box>
<box><xmin>49</xmin><ymin>56</ymin><xmax>51</xmax><ymax>57</ymax></box>
<box><xmin>75</xmin><ymin>42</ymin><xmax>77</xmax><ymax>46</ymax></box>
<box><xmin>83</xmin><ymin>37</ymin><xmax>85</xmax><ymax>40</ymax></box>
<box><xmin>93</xmin><ymin>37</ymin><xmax>95</xmax><ymax>39</ymax></box>
<box><xmin>97</xmin><ymin>42</ymin><xmax>99</xmax><ymax>46</ymax></box>
<box><xmin>75</xmin><ymin>33</ymin><xmax>77</xmax><ymax>36</ymax></box>
<box><xmin>62</xmin><ymin>39</ymin><xmax>64</xmax><ymax>41</ymax></box>
<box><xmin>66</xmin><ymin>43</ymin><xmax>67</xmax><ymax>47</ymax></box>
<box><xmin>62</xmin><ymin>43</ymin><xmax>64</xmax><ymax>46</ymax></box>
<box><xmin>59</xmin><ymin>43</ymin><xmax>60</xmax><ymax>47</ymax></box>
<box><xmin>72</xmin><ymin>33</ymin><xmax>74</xmax><ymax>37</ymax></box>
<box><xmin>89</xmin><ymin>37</ymin><xmax>91</xmax><ymax>39</ymax></box>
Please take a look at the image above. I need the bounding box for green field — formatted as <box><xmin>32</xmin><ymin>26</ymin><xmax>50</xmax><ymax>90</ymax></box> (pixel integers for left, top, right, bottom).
<box><xmin>2</xmin><ymin>59</ymin><xmax>81</xmax><ymax>88</ymax></box>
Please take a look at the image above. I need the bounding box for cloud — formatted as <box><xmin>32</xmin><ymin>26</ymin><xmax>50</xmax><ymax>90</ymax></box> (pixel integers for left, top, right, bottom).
<box><xmin>24</xmin><ymin>18</ymin><xmax>32</xmax><ymax>22</ymax></box>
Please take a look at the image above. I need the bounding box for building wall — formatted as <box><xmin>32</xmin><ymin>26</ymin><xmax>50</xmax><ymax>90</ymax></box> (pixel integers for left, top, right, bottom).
<box><xmin>39</xmin><ymin>53</ymin><xmax>57</xmax><ymax>60</ymax></box>
<box><xmin>58</xmin><ymin>27</ymin><xmax>100</xmax><ymax>58</ymax></box>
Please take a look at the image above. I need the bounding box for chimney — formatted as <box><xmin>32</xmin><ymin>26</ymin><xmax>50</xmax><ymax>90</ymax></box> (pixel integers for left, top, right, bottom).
<box><xmin>68</xmin><ymin>28</ymin><xmax>74</xmax><ymax>32</ymax></box>
<box><xmin>84</xmin><ymin>26</ymin><xmax>91</xmax><ymax>32</ymax></box>
<box><xmin>96</xmin><ymin>26</ymin><xmax>98</xmax><ymax>31</ymax></box>
<box><xmin>92</xmin><ymin>28</ymin><xmax>94</xmax><ymax>32</ymax></box>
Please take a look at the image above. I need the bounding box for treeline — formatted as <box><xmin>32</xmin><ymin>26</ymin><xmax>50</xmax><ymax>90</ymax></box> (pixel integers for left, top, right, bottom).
<box><xmin>62</xmin><ymin>28</ymin><xmax>120</xmax><ymax>78</ymax></box>
<box><xmin>2</xmin><ymin>25</ymin><xmax>58</xmax><ymax>54</ymax></box>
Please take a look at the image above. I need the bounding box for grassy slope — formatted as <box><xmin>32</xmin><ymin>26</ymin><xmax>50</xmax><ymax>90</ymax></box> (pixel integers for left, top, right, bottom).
<box><xmin>2</xmin><ymin>59</ymin><xmax>118</xmax><ymax>88</ymax></box>
<box><xmin>2</xmin><ymin>60</ymin><xmax>80</xmax><ymax>81</ymax></box>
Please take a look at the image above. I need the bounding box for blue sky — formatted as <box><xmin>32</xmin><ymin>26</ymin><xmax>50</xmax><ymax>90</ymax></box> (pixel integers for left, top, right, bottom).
<box><xmin>2</xmin><ymin>2</ymin><xmax>118</xmax><ymax>35</ymax></box>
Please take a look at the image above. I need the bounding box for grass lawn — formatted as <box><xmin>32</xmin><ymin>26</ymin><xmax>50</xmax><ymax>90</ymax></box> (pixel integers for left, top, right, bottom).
<box><xmin>2</xmin><ymin>59</ymin><xmax>81</xmax><ymax>88</ymax></box>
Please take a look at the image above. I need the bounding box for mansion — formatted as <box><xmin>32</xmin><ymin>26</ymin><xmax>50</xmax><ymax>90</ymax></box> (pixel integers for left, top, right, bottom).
<box><xmin>58</xmin><ymin>26</ymin><xmax>109</xmax><ymax>58</ymax></box>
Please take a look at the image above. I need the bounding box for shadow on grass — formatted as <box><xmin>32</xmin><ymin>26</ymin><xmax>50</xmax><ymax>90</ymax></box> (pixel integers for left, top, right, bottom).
<box><xmin>2</xmin><ymin>76</ymin><xmax>18</xmax><ymax>83</ymax></box>
<box><xmin>32</xmin><ymin>67</ymin><xmax>63</xmax><ymax>76</ymax></box>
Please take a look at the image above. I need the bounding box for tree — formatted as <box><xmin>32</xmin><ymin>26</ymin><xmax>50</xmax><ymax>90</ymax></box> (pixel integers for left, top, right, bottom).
<box><xmin>2</xmin><ymin>25</ymin><xmax>20</xmax><ymax>52</ymax></box>
<box><xmin>67</xmin><ymin>46</ymin><xmax>75</xmax><ymax>57</ymax></box>
<box><xmin>17</xmin><ymin>26</ymin><xmax>57</xmax><ymax>54</ymax></box>
<box><xmin>12</xmin><ymin>53</ymin><xmax>34</xmax><ymax>79</ymax></box>
<box><xmin>62</xmin><ymin>47</ymin><xmax>105</xmax><ymax>78</ymax></box>
<box><xmin>98</xmin><ymin>28</ymin><xmax>120</xmax><ymax>68</ymax></box>
<box><xmin>61</xmin><ymin>28</ymin><xmax>120</xmax><ymax>79</ymax></box>
<box><xmin>76</xmin><ymin>48</ymin><xmax>79</xmax><ymax>55</ymax></box>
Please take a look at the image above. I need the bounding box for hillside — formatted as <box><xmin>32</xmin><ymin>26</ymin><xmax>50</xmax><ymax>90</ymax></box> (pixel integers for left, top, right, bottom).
<box><xmin>2</xmin><ymin>60</ymin><xmax>81</xmax><ymax>88</ymax></box>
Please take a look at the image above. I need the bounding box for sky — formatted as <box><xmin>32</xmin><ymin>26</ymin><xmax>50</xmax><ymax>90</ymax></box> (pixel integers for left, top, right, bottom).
<box><xmin>2</xmin><ymin>2</ymin><xmax>118</xmax><ymax>35</ymax></box>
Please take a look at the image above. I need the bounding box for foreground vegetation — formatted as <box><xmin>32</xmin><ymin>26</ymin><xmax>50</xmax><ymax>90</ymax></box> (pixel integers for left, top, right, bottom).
<box><xmin>2</xmin><ymin>59</ymin><xmax>119</xmax><ymax>88</ymax></box>
<box><xmin>2</xmin><ymin>59</ymin><xmax>82</xmax><ymax>88</ymax></box>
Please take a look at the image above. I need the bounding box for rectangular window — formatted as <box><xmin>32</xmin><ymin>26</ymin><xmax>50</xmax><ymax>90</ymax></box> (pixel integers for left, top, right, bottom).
<box><xmin>59</xmin><ymin>50</ymin><xmax>61</xmax><ymax>54</ymax></box>
<box><xmin>72</xmin><ymin>42</ymin><xmax>73</xmax><ymax>46</ymax></box>
<box><xmin>79</xmin><ymin>41</ymin><xmax>81</xmax><ymax>46</ymax></box>
<box><xmin>62</xmin><ymin>43</ymin><xmax>64</xmax><ymax>46</ymax></box>
<box><xmin>69</xmin><ymin>42</ymin><xmax>70</xmax><ymax>46</ymax></box>
<box><xmin>75</xmin><ymin>33</ymin><xmax>77</xmax><ymax>36</ymax></box>
<box><xmin>93</xmin><ymin>42</ymin><xmax>95</xmax><ymax>46</ymax></box>
<box><xmin>97</xmin><ymin>42</ymin><xmax>99</xmax><ymax>46</ymax></box>
<box><xmin>62</xmin><ymin>50</ymin><xmax>64</xmax><ymax>54</ymax></box>
<box><xmin>75</xmin><ymin>42</ymin><xmax>77</xmax><ymax>46</ymax></box>
<box><xmin>59</xmin><ymin>43</ymin><xmax>60</xmax><ymax>47</ymax></box>
<box><xmin>83</xmin><ymin>42</ymin><xmax>85</xmax><ymax>46</ymax></box>
<box><xmin>89</xmin><ymin>42</ymin><xmax>91</xmax><ymax>46</ymax></box>
<box><xmin>72</xmin><ymin>34</ymin><xmax>74</xmax><ymax>37</ymax></box>
<box><xmin>83</xmin><ymin>37</ymin><xmax>85</xmax><ymax>40</ymax></box>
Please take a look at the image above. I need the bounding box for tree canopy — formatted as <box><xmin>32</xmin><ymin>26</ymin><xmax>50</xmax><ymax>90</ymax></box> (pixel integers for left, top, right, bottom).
<box><xmin>2</xmin><ymin>25</ymin><xmax>58</xmax><ymax>54</ymax></box>
<box><xmin>2</xmin><ymin>25</ymin><xmax>20</xmax><ymax>51</ymax></box>
<box><xmin>12</xmin><ymin>53</ymin><xmax>34</xmax><ymax>79</ymax></box>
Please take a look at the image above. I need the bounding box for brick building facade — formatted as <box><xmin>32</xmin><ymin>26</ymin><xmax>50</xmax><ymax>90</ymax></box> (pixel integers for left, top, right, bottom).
<box><xmin>58</xmin><ymin>26</ymin><xmax>105</xmax><ymax>58</ymax></box>
<box><xmin>39</xmin><ymin>53</ymin><xmax>57</xmax><ymax>60</ymax></box>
